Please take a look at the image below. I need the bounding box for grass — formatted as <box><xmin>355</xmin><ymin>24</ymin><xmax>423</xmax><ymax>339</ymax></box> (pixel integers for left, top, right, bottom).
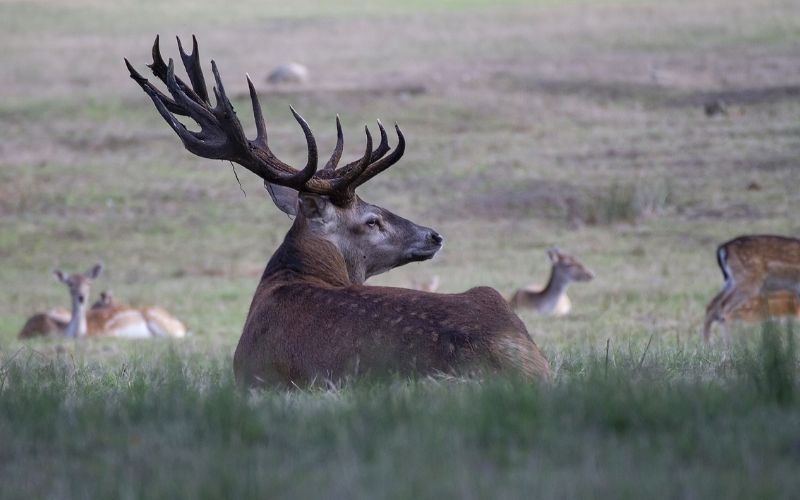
<box><xmin>2</xmin><ymin>0</ymin><xmax>800</xmax><ymax>497</ymax></box>
<box><xmin>1</xmin><ymin>328</ymin><xmax>798</xmax><ymax>499</ymax></box>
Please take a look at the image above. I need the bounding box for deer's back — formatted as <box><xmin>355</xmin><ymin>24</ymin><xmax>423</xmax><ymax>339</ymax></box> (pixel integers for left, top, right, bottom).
<box><xmin>235</xmin><ymin>282</ymin><xmax>549</xmax><ymax>387</ymax></box>
<box><xmin>18</xmin><ymin>313</ymin><xmax>67</xmax><ymax>338</ymax></box>
<box><xmin>720</xmin><ymin>235</ymin><xmax>800</xmax><ymax>278</ymax></box>
<box><xmin>87</xmin><ymin>307</ymin><xmax>150</xmax><ymax>338</ymax></box>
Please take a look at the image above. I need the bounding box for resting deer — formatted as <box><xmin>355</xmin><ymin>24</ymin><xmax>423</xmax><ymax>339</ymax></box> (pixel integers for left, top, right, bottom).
<box><xmin>509</xmin><ymin>248</ymin><xmax>594</xmax><ymax>315</ymax></box>
<box><xmin>92</xmin><ymin>290</ymin><xmax>118</xmax><ymax>310</ymax></box>
<box><xmin>18</xmin><ymin>307</ymin><xmax>70</xmax><ymax>339</ymax></box>
<box><xmin>19</xmin><ymin>288</ymin><xmax>122</xmax><ymax>338</ymax></box>
<box><xmin>126</xmin><ymin>36</ymin><xmax>550</xmax><ymax>387</ymax></box>
<box><xmin>703</xmin><ymin>235</ymin><xmax>800</xmax><ymax>341</ymax></box>
<box><xmin>20</xmin><ymin>264</ymin><xmax>187</xmax><ymax>338</ymax></box>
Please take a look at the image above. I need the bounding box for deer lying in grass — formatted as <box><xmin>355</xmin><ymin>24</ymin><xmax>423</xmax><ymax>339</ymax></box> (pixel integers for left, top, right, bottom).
<box><xmin>18</xmin><ymin>307</ymin><xmax>70</xmax><ymax>339</ymax></box>
<box><xmin>91</xmin><ymin>290</ymin><xmax>118</xmax><ymax>310</ymax></box>
<box><xmin>703</xmin><ymin>235</ymin><xmax>800</xmax><ymax>341</ymax></box>
<box><xmin>19</xmin><ymin>265</ymin><xmax>187</xmax><ymax>338</ymax></box>
<box><xmin>19</xmin><ymin>288</ymin><xmax>121</xmax><ymax>338</ymax></box>
<box><xmin>126</xmin><ymin>36</ymin><xmax>550</xmax><ymax>387</ymax></box>
<box><xmin>509</xmin><ymin>248</ymin><xmax>594</xmax><ymax>315</ymax></box>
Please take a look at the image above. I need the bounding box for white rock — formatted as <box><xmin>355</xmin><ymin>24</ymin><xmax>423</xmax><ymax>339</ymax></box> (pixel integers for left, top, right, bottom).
<box><xmin>267</xmin><ymin>63</ymin><xmax>309</xmax><ymax>84</ymax></box>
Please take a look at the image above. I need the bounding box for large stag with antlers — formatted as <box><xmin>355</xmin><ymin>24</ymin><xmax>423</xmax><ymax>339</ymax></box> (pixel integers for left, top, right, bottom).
<box><xmin>126</xmin><ymin>36</ymin><xmax>549</xmax><ymax>387</ymax></box>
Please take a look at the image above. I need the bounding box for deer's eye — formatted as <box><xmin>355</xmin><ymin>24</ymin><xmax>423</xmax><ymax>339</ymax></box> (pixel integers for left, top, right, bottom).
<box><xmin>365</xmin><ymin>217</ymin><xmax>381</xmax><ymax>229</ymax></box>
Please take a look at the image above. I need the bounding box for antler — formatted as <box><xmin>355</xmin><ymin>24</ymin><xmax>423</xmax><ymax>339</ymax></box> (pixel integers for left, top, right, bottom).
<box><xmin>125</xmin><ymin>35</ymin><xmax>405</xmax><ymax>204</ymax></box>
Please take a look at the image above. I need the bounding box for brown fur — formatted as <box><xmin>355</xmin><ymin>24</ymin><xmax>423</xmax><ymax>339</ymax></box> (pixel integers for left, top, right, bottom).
<box><xmin>234</xmin><ymin>233</ymin><xmax>549</xmax><ymax>388</ymax></box>
<box><xmin>509</xmin><ymin>248</ymin><xmax>594</xmax><ymax>315</ymax></box>
<box><xmin>704</xmin><ymin>235</ymin><xmax>800</xmax><ymax>340</ymax></box>
<box><xmin>21</xmin><ymin>266</ymin><xmax>187</xmax><ymax>339</ymax></box>
<box><xmin>83</xmin><ymin>304</ymin><xmax>187</xmax><ymax>338</ymax></box>
<box><xmin>127</xmin><ymin>37</ymin><xmax>548</xmax><ymax>387</ymax></box>
<box><xmin>17</xmin><ymin>312</ymin><xmax>69</xmax><ymax>338</ymax></box>
<box><xmin>729</xmin><ymin>291</ymin><xmax>800</xmax><ymax>322</ymax></box>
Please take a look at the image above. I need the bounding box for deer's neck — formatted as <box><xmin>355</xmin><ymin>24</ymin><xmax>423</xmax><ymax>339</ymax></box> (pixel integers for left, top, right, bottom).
<box><xmin>65</xmin><ymin>296</ymin><xmax>88</xmax><ymax>338</ymax></box>
<box><xmin>530</xmin><ymin>268</ymin><xmax>571</xmax><ymax>312</ymax></box>
<box><xmin>262</xmin><ymin>225</ymin><xmax>352</xmax><ymax>287</ymax></box>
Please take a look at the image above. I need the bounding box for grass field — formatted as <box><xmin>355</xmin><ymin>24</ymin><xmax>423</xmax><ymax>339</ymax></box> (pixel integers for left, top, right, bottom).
<box><xmin>1</xmin><ymin>0</ymin><xmax>799</xmax><ymax>497</ymax></box>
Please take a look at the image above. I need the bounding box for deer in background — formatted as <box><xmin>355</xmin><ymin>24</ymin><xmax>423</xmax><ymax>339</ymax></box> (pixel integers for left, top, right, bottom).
<box><xmin>19</xmin><ymin>264</ymin><xmax>187</xmax><ymax>339</ymax></box>
<box><xmin>703</xmin><ymin>235</ymin><xmax>800</xmax><ymax>341</ymax></box>
<box><xmin>17</xmin><ymin>306</ymin><xmax>70</xmax><ymax>339</ymax></box>
<box><xmin>509</xmin><ymin>248</ymin><xmax>594</xmax><ymax>315</ymax></box>
<box><xmin>92</xmin><ymin>290</ymin><xmax>118</xmax><ymax>310</ymax></box>
<box><xmin>126</xmin><ymin>36</ymin><xmax>549</xmax><ymax>387</ymax></box>
<box><xmin>18</xmin><ymin>288</ymin><xmax>117</xmax><ymax>339</ymax></box>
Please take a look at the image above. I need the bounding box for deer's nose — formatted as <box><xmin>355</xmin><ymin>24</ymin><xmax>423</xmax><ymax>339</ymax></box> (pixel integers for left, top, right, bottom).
<box><xmin>428</xmin><ymin>230</ymin><xmax>444</xmax><ymax>245</ymax></box>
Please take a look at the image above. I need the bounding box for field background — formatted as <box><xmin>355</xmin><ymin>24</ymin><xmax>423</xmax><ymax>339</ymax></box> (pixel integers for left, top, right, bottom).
<box><xmin>1</xmin><ymin>0</ymin><xmax>799</xmax><ymax>498</ymax></box>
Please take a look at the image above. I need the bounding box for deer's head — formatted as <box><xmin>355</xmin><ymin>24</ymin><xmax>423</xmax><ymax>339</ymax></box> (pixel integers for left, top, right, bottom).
<box><xmin>126</xmin><ymin>36</ymin><xmax>443</xmax><ymax>284</ymax></box>
<box><xmin>54</xmin><ymin>263</ymin><xmax>103</xmax><ymax>307</ymax></box>
<box><xmin>547</xmin><ymin>248</ymin><xmax>594</xmax><ymax>282</ymax></box>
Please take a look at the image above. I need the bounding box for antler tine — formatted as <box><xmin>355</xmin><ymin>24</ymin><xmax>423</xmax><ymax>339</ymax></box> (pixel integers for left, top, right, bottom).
<box><xmin>148</xmin><ymin>35</ymin><xmax>205</xmax><ymax>110</ymax></box>
<box><xmin>351</xmin><ymin>123</ymin><xmax>405</xmax><ymax>189</ymax></box>
<box><xmin>288</xmin><ymin>106</ymin><xmax>319</xmax><ymax>184</ymax></box>
<box><xmin>125</xmin><ymin>58</ymin><xmax>212</xmax><ymax>154</ymax></box>
<box><xmin>336</xmin><ymin>119</ymin><xmax>390</xmax><ymax>173</ymax></box>
<box><xmin>177</xmin><ymin>35</ymin><xmax>210</xmax><ymax>104</ymax></box>
<box><xmin>323</xmin><ymin>115</ymin><xmax>344</xmax><ymax>171</ymax></box>
<box><xmin>246</xmin><ymin>74</ymin><xmax>268</xmax><ymax>148</ymax></box>
<box><xmin>371</xmin><ymin>120</ymin><xmax>390</xmax><ymax>162</ymax></box>
<box><xmin>331</xmin><ymin>125</ymin><xmax>372</xmax><ymax>195</ymax></box>
<box><xmin>168</xmin><ymin>58</ymin><xmax>219</xmax><ymax>129</ymax></box>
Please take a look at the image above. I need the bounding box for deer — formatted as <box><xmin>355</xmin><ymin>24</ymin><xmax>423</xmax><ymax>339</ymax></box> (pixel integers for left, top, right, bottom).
<box><xmin>17</xmin><ymin>307</ymin><xmax>70</xmax><ymax>339</ymax></box>
<box><xmin>19</xmin><ymin>288</ymin><xmax>121</xmax><ymax>339</ymax></box>
<box><xmin>19</xmin><ymin>264</ymin><xmax>188</xmax><ymax>339</ymax></box>
<box><xmin>509</xmin><ymin>248</ymin><xmax>594</xmax><ymax>315</ymax></box>
<box><xmin>125</xmin><ymin>36</ymin><xmax>550</xmax><ymax>387</ymax></box>
<box><xmin>703</xmin><ymin>235</ymin><xmax>800</xmax><ymax>342</ymax></box>
<box><xmin>17</xmin><ymin>269</ymin><xmax>99</xmax><ymax>339</ymax></box>
<box><xmin>91</xmin><ymin>290</ymin><xmax>118</xmax><ymax>310</ymax></box>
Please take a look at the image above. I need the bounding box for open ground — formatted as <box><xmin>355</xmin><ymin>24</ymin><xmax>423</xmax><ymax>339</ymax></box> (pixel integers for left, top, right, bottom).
<box><xmin>1</xmin><ymin>0</ymin><xmax>799</xmax><ymax>498</ymax></box>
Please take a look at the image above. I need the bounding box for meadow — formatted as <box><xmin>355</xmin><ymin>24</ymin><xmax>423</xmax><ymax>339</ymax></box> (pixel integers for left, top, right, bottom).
<box><xmin>1</xmin><ymin>0</ymin><xmax>799</xmax><ymax>497</ymax></box>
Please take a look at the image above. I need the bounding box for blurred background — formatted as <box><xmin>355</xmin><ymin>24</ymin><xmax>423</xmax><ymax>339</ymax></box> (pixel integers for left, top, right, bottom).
<box><xmin>1</xmin><ymin>0</ymin><xmax>799</xmax><ymax>350</ymax></box>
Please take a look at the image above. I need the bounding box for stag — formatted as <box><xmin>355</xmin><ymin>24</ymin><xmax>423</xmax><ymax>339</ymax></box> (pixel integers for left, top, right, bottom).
<box><xmin>125</xmin><ymin>36</ymin><xmax>550</xmax><ymax>387</ymax></box>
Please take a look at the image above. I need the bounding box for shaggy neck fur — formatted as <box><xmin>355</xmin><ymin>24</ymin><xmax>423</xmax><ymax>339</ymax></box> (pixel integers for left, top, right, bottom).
<box><xmin>262</xmin><ymin>220</ymin><xmax>352</xmax><ymax>287</ymax></box>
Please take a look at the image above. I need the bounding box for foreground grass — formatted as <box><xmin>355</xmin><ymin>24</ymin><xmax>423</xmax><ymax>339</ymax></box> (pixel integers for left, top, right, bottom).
<box><xmin>1</xmin><ymin>326</ymin><xmax>798</xmax><ymax>499</ymax></box>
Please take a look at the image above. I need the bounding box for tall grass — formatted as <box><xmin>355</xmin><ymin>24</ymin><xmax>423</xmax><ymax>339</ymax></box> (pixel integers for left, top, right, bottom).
<box><xmin>1</xmin><ymin>328</ymin><xmax>798</xmax><ymax>499</ymax></box>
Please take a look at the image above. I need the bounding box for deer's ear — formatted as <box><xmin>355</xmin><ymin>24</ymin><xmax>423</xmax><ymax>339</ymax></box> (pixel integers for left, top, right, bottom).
<box><xmin>266</xmin><ymin>182</ymin><xmax>299</xmax><ymax>217</ymax></box>
<box><xmin>86</xmin><ymin>263</ymin><xmax>103</xmax><ymax>280</ymax></box>
<box><xmin>297</xmin><ymin>193</ymin><xmax>334</xmax><ymax>223</ymax></box>
<box><xmin>547</xmin><ymin>247</ymin><xmax>560</xmax><ymax>263</ymax></box>
<box><xmin>53</xmin><ymin>270</ymin><xmax>67</xmax><ymax>283</ymax></box>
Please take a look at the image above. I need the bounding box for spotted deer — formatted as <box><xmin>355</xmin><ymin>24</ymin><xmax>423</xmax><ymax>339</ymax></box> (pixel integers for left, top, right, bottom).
<box><xmin>703</xmin><ymin>235</ymin><xmax>800</xmax><ymax>341</ymax></box>
<box><xmin>509</xmin><ymin>248</ymin><xmax>594</xmax><ymax>315</ymax></box>
<box><xmin>20</xmin><ymin>264</ymin><xmax>188</xmax><ymax>339</ymax></box>
<box><xmin>125</xmin><ymin>36</ymin><xmax>550</xmax><ymax>387</ymax></box>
